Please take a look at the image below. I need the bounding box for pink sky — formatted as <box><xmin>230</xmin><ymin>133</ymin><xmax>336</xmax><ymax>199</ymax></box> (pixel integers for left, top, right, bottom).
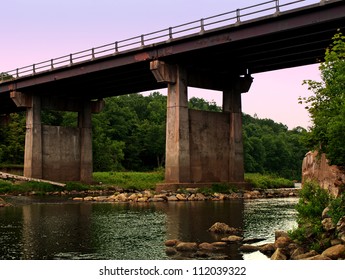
<box><xmin>1</xmin><ymin>0</ymin><xmax>322</xmax><ymax>129</ymax></box>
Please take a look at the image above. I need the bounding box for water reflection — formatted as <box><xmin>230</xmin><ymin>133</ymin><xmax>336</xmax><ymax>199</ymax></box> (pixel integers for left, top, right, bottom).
<box><xmin>0</xmin><ymin>197</ymin><xmax>297</xmax><ymax>260</ymax></box>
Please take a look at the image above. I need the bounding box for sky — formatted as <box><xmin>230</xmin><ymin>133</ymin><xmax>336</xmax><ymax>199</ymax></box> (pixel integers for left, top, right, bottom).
<box><xmin>0</xmin><ymin>0</ymin><xmax>323</xmax><ymax>129</ymax></box>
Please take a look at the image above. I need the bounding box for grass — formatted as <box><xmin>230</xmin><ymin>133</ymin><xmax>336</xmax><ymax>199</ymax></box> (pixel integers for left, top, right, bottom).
<box><xmin>244</xmin><ymin>173</ymin><xmax>294</xmax><ymax>189</ymax></box>
<box><xmin>0</xmin><ymin>171</ymin><xmax>294</xmax><ymax>194</ymax></box>
<box><xmin>92</xmin><ymin>170</ymin><xmax>165</xmax><ymax>190</ymax></box>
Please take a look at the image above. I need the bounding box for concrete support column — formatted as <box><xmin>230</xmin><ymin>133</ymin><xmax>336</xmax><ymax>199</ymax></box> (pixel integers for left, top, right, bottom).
<box><xmin>78</xmin><ymin>101</ymin><xmax>93</xmax><ymax>183</ymax></box>
<box><xmin>24</xmin><ymin>95</ymin><xmax>43</xmax><ymax>178</ymax></box>
<box><xmin>223</xmin><ymin>87</ymin><xmax>244</xmax><ymax>182</ymax></box>
<box><xmin>165</xmin><ymin>66</ymin><xmax>191</xmax><ymax>183</ymax></box>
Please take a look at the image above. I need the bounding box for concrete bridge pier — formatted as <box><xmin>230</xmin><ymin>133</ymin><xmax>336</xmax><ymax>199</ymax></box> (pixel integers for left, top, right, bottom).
<box><xmin>10</xmin><ymin>92</ymin><xmax>103</xmax><ymax>183</ymax></box>
<box><xmin>151</xmin><ymin>60</ymin><xmax>253</xmax><ymax>190</ymax></box>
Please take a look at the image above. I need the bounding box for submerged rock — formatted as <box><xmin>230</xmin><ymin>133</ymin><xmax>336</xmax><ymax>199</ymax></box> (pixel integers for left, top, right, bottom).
<box><xmin>208</xmin><ymin>222</ymin><xmax>240</xmax><ymax>234</ymax></box>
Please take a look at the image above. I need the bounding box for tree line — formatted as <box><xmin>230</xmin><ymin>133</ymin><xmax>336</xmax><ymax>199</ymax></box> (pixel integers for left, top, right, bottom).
<box><xmin>0</xmin><ymin>92</ymin><xmax>308</xmax><ymax>180</ymax></box>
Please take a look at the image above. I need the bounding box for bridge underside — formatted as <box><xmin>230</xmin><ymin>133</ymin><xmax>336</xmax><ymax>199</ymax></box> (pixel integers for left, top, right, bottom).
<box><xmin>0</xmin><ymin>0</ymin><xmax>345</xmax><ymax>185</ymax></box>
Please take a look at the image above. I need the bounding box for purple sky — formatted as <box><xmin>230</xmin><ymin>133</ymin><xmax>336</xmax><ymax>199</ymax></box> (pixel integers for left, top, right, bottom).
<box><xmin>1</xmin><ymin>0</ymin><xmax>323</xmax><ymax>129</ymax></box>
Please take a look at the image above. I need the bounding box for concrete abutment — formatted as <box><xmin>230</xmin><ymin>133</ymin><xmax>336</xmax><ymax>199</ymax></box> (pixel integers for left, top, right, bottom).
<box><xmin>151</xmin><ymin>60</ymin><xmax>253</xmax><ymax>190</ymax></box>
<box><xmin>10</xmin><ymin>91</ymin><xmax>103</xmax><ymax>183</ymax></box>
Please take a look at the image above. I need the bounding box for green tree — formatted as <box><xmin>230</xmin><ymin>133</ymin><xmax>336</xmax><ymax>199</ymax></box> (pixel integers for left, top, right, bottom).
<box><xmin>302</xmin><ymin>32</ymin><xmax>345</xmax><ymax>165</ymax></box>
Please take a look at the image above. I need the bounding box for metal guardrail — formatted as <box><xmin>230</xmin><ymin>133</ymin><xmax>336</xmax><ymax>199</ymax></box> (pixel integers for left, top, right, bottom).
<box><xmin>0</xmin><ymin>0</ymin><xmax>312</xmax><ymax>82</ymax></box>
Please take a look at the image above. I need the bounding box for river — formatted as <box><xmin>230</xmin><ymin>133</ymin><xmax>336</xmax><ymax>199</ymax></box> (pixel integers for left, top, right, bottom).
<box><xmin>0</xmin><ymin>196</ymin><xmax>298</xmax><ymax>260</ymax></box>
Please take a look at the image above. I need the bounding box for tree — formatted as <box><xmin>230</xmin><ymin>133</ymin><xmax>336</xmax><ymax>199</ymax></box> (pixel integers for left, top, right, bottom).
<box><xmin>301</xmin><ymin>32</ymin><xmax>345</xmax><ymax>166</ymax></box>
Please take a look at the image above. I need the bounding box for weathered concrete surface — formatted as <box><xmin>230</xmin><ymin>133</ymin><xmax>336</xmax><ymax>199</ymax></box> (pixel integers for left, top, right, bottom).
<box><xmin>152</xmin><ymin>60</ymin><xmax>252</xmax><ymax>188</ymax></box>
<box><xmin>189</xmin><ymin>110</ymin><xmax>230</xmax><ymax>182</ymax></box>
<box><xmin>302</xmin><ymin>151</ymin><xmax>345</xmax><ymax>197</ymax></box>
<box><xmin>42</xmin><ymin>126</ymin><xmax>81</xmax><ymax>182</ymax></box>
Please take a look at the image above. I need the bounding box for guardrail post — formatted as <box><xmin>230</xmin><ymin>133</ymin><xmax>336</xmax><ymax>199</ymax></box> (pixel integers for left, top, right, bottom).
<box><xmin>200</xmin><ymin>18</ymin><xmax>205</xmax><ymax>34</ymax></box>
<box><xmin>114</xmin><ymin>41</ymin><xmax>119</xmax><ymax>54</ymax></box>
<box><xmin>91</xmin><ymin>48</ymin><xmax>95</xmax><ymax>60</ymax></box>
<box><xmin>69</xmin><ymin>54</ymin><xmax>73</xmax><ymax>65</ymax></box>
<box><xmin>51</xmin><ymin>59</ymin><xmax>54</xmax><ymax>70</ymax></box>
<box><xmin>33</xmin><ymin>64</ymin><xmax>36</xmax><ymax>75</ymax></box>
<box><xmin>16</xmin><ymin>69</ymin><xmax>19</xmax><ymax>78</ymax></box>
<box><xmin>275</xmin><ymin>0</ymin><xmax>280</xmax><ymax>15</ymax></box>
<box><xmin>141</xmin><ymin>35</ymin><xmax>145</xmax><ymax>46</ymax></box>
<box><xmin>236</xmin><ymin>9</ymin><xmax>241</xmax><ymax>25</ymax></box>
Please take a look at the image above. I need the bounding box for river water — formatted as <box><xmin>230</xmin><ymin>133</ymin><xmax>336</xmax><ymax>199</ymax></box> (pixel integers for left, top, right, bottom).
<box><xmin>0</xmin><ymin>196</ymin><xmax>298</xmax><ymax>260</ymax></box>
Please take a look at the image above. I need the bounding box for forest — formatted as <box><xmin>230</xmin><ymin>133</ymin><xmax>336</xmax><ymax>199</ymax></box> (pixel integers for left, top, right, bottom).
<box><xmin>0</xmin><ymin>92</ymin><xmax>308</xmax><ymax>180</ymax></box>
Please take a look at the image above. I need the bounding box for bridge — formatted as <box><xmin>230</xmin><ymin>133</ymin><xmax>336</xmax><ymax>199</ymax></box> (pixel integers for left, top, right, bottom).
<box><xmin>0</xmin><ymin>0</ymin><xmax>344</xmax><ymax>187</ymax></box>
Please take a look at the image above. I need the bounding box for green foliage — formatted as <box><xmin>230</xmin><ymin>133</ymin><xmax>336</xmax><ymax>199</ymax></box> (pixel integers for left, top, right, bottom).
<box><xmin>0</xmin><ymin>113</ymin><xmax>26</xmax><ymax>164</ymax></box>
<box><xmin>244</xmin><ymin>173</ymin><xmax>294</xmax><ymax>189</ymax></box>
<box><xmin>289</xmin><ymin>181</ymin><xmax>331</xmax><ymax>251</ymax></box>
<box><xmin>328</xmin><ymin>191</ymin><xmax>345</xmax><ymax>225</ymax></box>
<box><xmin>301</xmin><ymin>32</ymin><xmax>345</xmax><ymax>165</ymax></box>
<box><xmin>243</xmin><ymin>114</ymin><xmax>308</xmax><ymax>180</ymax></box>
<box><xmin>93</xmin><ymin>171</ymin><xmax>165</xmax><ymax>190</ymax></box>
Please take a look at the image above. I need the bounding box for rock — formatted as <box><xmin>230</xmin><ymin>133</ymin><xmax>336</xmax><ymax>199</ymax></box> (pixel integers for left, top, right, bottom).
<box><xmin>208</xmin><ymin>222</ymin><xmax>239</xmax><ymax>234</ymax></box>
<box><xmin>149</xmin><ymin>197</ymin><xmax>165</xmax><ymax>202</ymax></box>
<box><xmin>176</xmin><ymin>194</ymin><xmax>187</xmax><ymax>201</ymax></box>
<box><xmin>211</xmin><ymin>242</ymin><xmax>227</xmax><ymax>247</ymax></box>
<box><xmin>93</xmin><ymin>196</ymin><xmax>108</xmax><ymax>202</ymax></box>
<box><xmin>321</xmin><ymin>244</ymin><xmax>345</xmax><ymax>259</ymax></box>
<box><xmin>274</xmin><ymin>236</ymin><xmax>292</xmax><ymax>249</ymax></box>
<box><xmin>167</xmin><ymin>195</ymin><xmax>179</xmax><ymax>201</ymax></box>
<box><xmin>154</xmin><ymin>194</ymin><xmax>167</xmax><ymax>200</ymax></box>
<box><xmin>259</xmin><ymin>243</ymin><xmax>276</xmax><ymax>256</ymax></box>
<box><xmin>302</xmin><ymin>151</ymin><xmax>345</xmax><ymax>197</ymax></box>
<box><xmin>83</xmin><ymin>196</ymin><xmax>94</xmax><ymax>201</ymax></box>
<box><xmin>290</xmin><ymin>247</ymin><xmax>306</xmax><ymax>260</ymax></box>
<box><xmin>275</xmin><ymin>231</ymin><xmax>290</xmax><ymax>240</ymax></box>
<box><xmin>165</xmin><ymin>239</ymin><xmax>179</xmax><ymax>247</ymax></box>
<box><xmin>331</xmin><ymin>239</ymin><xmax>343</xmax><ymax>246</ymax></box>
<box><xmin>322</xmin><ymin>218</ymin><xmax>335</xmax><ymax>231</ymax></box>
<box><xmin>221</xmin><ymin>235</ymin><xmax>243</xmax><ymax>242</ymax></box>
<box><xmin>72</xmin><ymin>197</ymin><xmax>83</xmax><ymax>201</ymax></box>
<box><xmin>195</xmin><ymin>193</ymin><xmax>206</xmax><ymax>201</ymax></box>
<box><xmin>143</xmin><ymin>190</ymin><xmax>153</xmax><ymax>198</ymax></box>
<box><xmin>322</xmin><ymin>207</ymin><xmax>331</xmax><ymax>219</ymax></box>
<box><xmin>292</xmin><ymin>250</ymin><xmax>318</xmax><ymax>260</ymax></box>
<box><xmin>116</xmin><ymin>193</ymin><xmax>128</xmax><ymax>202</ymax></box>
<box><xmin>271</xmin><ymin>248</ymin><xmax>287</xmax><ymax>260</ymax></box>
<box><xmin>306</xmin><ymin>254</ymin><xmax>331</xmax><ymax>260</ymax></box>
<box><xmin>165</xmin><ymin>247</ymin><xmax>177</xmax><ymax>256</ymax></box>
<box><xmin>137</xmin><ymin>197</ymin><xmax>148</xmax><ymax>202</ymax></box>
<box><xmin>176</xmin><ymin>242</ymin><xmax>198</xmax><ymax>252</ymax></box>
<box><xmin>198</xmin><ymin>243</ymin><xmax>217</xmax><ymax>251</ymax></box>
<box><xmin>127</xmin><ymin>193</ymin><xmax>138</xmax><ymax>202</ymax></box>
<box><xmin>336</xmin><ymin>216</ymin><xmax>345</xmax><ymax>242</ymax></box>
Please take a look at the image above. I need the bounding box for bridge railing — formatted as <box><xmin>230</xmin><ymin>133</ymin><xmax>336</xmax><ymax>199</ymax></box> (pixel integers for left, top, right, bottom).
<box><xmin>1</xmin><ymin>0</ymin><xmax>312</xmax><ymax>82</ymax></box>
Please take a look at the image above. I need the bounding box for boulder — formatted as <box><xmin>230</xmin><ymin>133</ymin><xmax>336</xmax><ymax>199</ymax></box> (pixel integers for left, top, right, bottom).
<box><xmin>322</xmin><ymin>207</ymin><xmax>331</xmax><ymax>219</ymax></box>
<box><xmin>259</xmin><ymin>243</ymin><xmax>276</xmax><ymax>256</ymax></box>
<box><xmin>293</xmin><ymin>250</ymin><xmax>318</xmax><ymax>260</ymax></box>
<box><xmin>321</xmin><ymin>244</ymin><xmax>345</xmax><ymax>259</ymax></box>
<box><xmin>167</xmin><ymin>195</ymin><xmax>179</xmax><ymax>201</ymax></box>
<box><xmin>165</xmin><ymin>247</ymin><xmax>177</xmax><ymax>256</ymax></box>
<box><xmin>271</xmin><ymin>248</ymin><xmax>287</xmax><ymax>260</ymax></box>
<box><xmin>274</xmin><ymin>236</ymin><xmax>292</xmax><ymax>249</ymax></box>
<box><xmin>176</xmin><ymin>194</ymin><xmax>187</xmax><ymax>201</ymax></box>
<box><xmin>336</xmin><ymin>216</ymin><xmax>345</xmax><ymax>242</ymax></box>
<box><xmin>208</xmin><ymin>222</ymin><xmax>239</xmax><ymax>234</ymax></box>
<box><xmin>176</xmin><ymin>242</ymin><xmax>198</xmax><ymax>252</ymax></box>
<box><xmin>165</xmin><ymin>239</ymin><xmax>179</xmax><ymax>247</ymax></box>
<box><xmin>322</xmin><ymin>218</ymin><xmax>335</xmax><ymax>231</ymax></box>
<box><xmin>302</xmin><ymin>151</ymin><xmax>345</xmax><ymax>197</ymax></box>
<box><xmin>275</xmin><ymin>231</ymin><xmax>290</xmax><ymax>240</ymax></box>
<box><xmin>306</xmin><ymin>254</ymin><xmax>331</xmax><ymax>260</ymax></box>
<box><xmin>211</xmin><ymin>242</ymin><xmax>227</xmax><ymax>248</ymax></box>
<box><xmin>221</xmin><ymin>235</ymin><xmax>243</xmax><ymax>242</ymax></box>
<box><xmin>198</xmin><ymin>242</ymin><xmax>219</xmax><ymax>251</ymax></box>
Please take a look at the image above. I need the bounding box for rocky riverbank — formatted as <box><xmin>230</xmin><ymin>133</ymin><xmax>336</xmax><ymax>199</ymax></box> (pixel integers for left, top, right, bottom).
<box><xmin>69</xmin><ymin>188</ymin><xmax>299</xmax><ymax>203</ymax></box>
<box><xmin>163</xmin><ymin>220</ymin><xmax>345</xmax><ymax>260</ymax></box>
